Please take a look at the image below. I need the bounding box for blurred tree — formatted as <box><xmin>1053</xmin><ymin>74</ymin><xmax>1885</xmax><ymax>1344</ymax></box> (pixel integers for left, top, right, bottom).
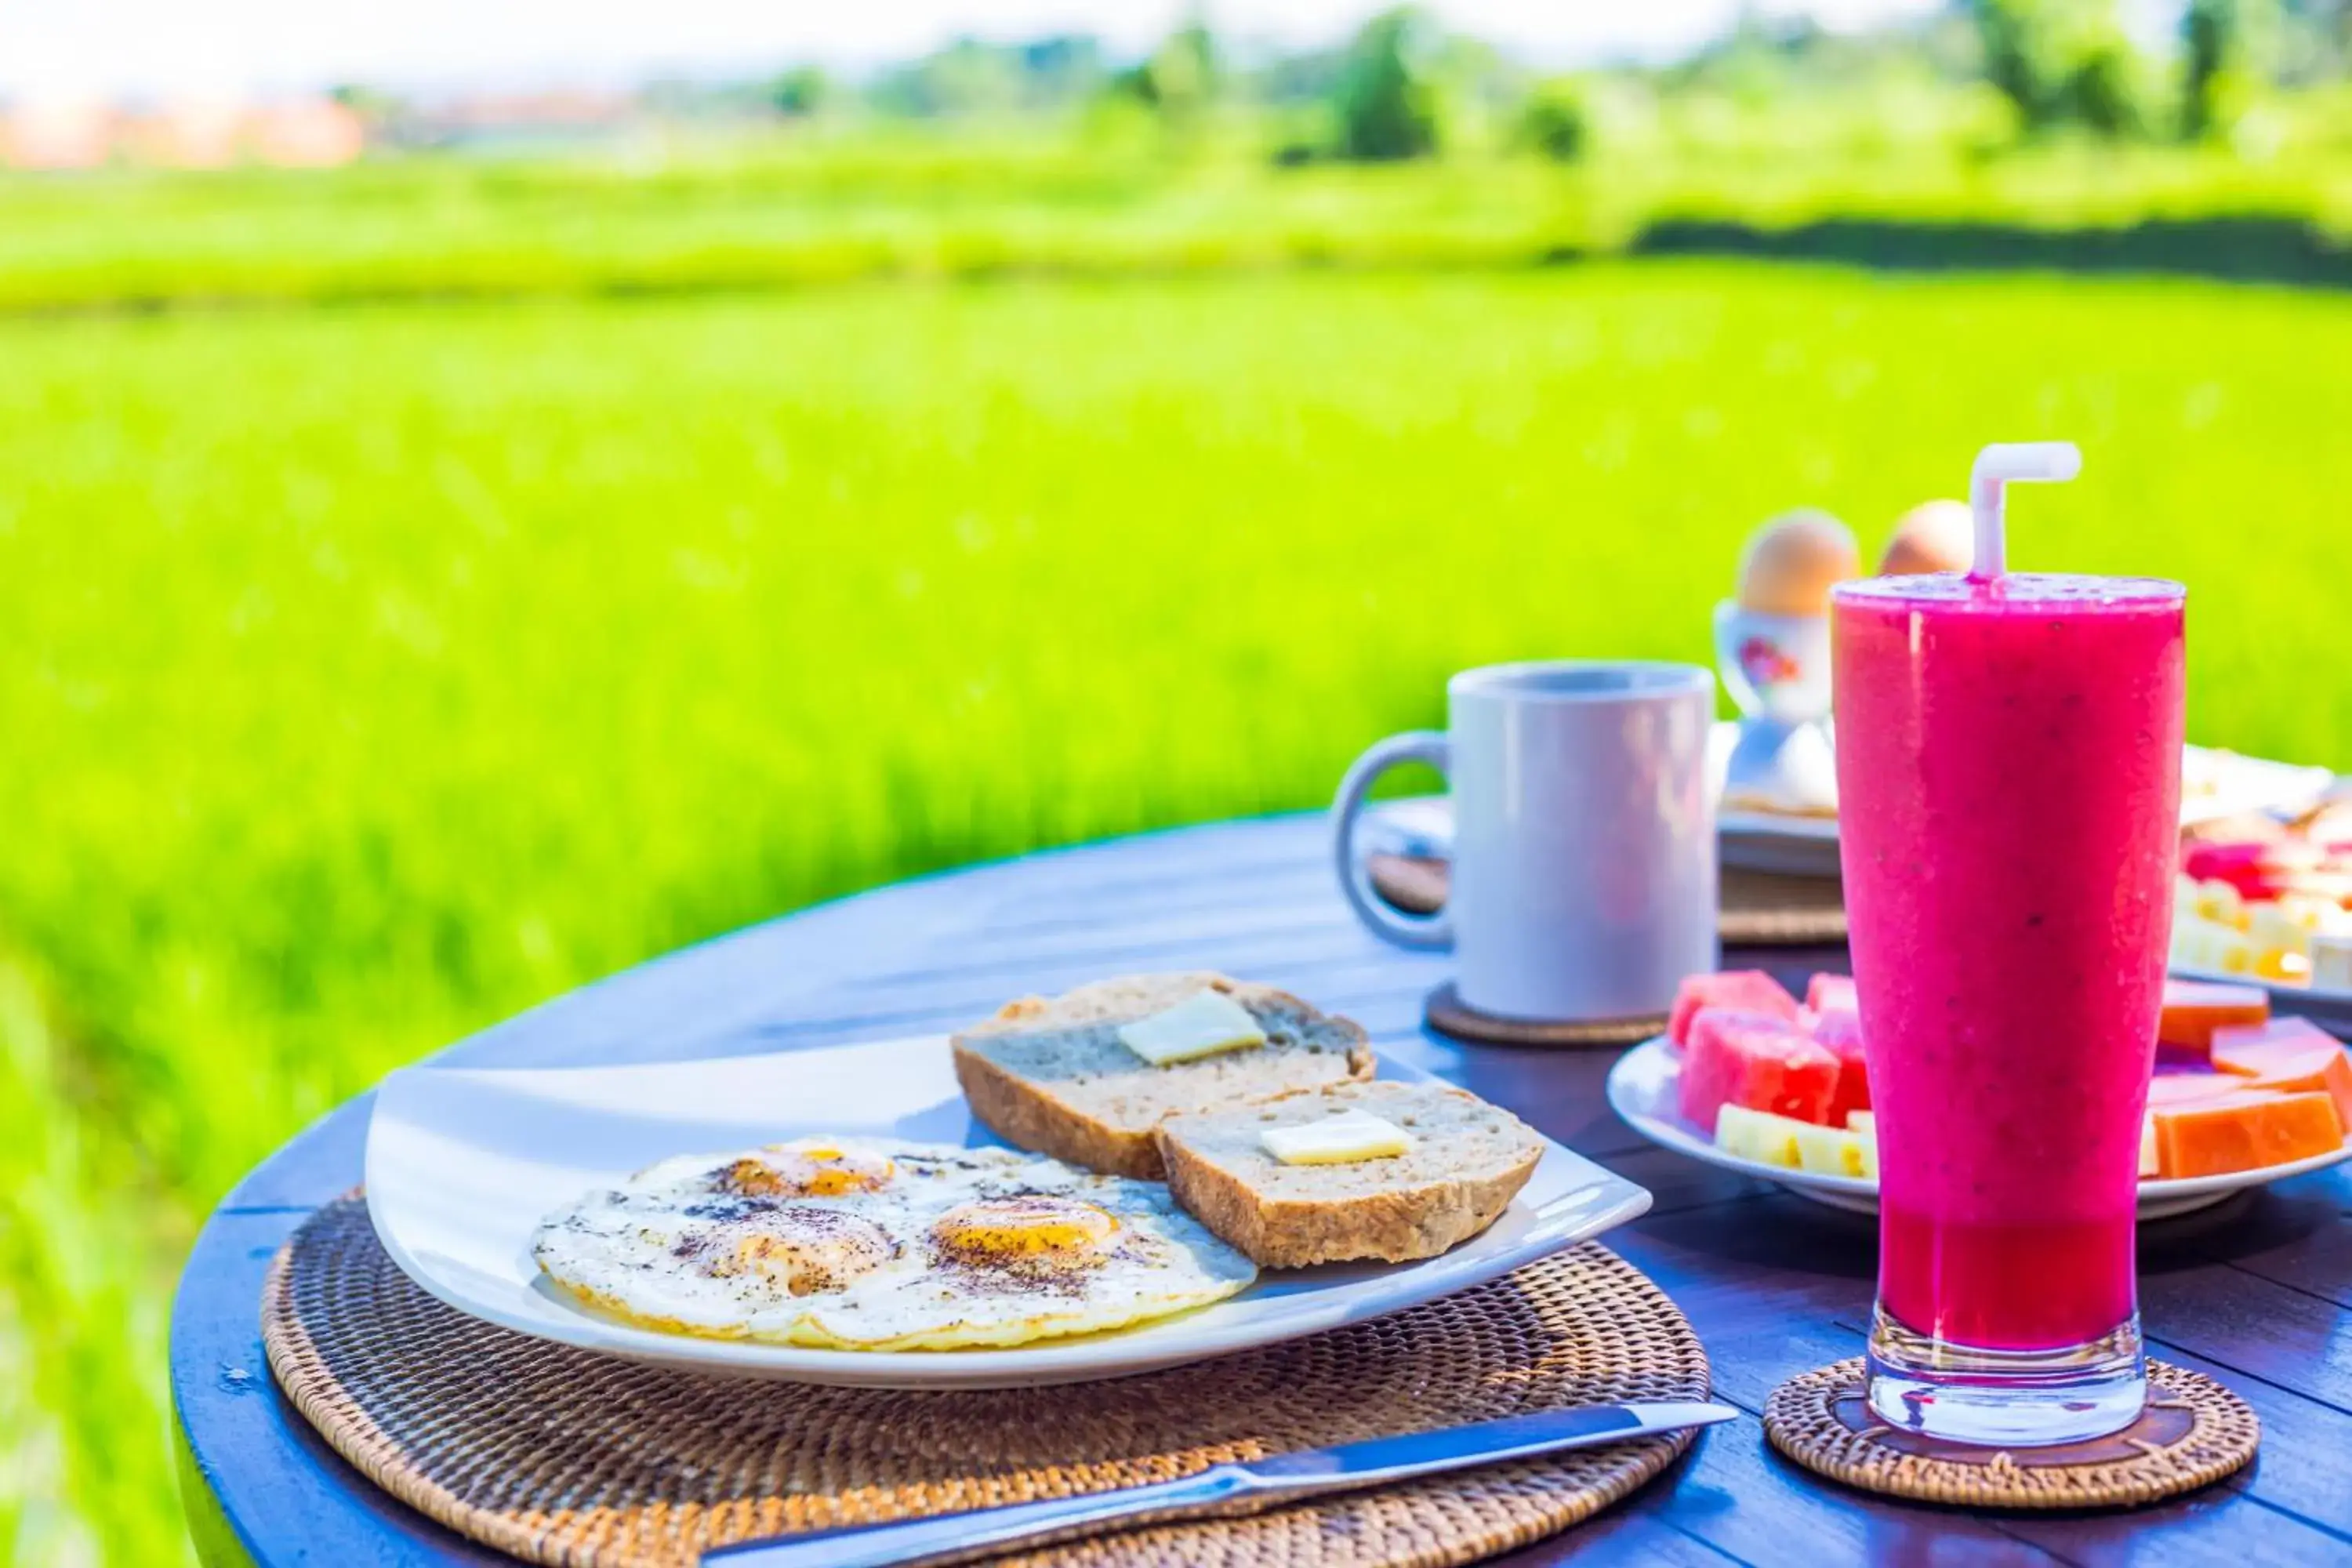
<box><xmin>768</xmin><ymin>67</ymin><xmax>831</xmax><ymax>118</ymax></box>
<box><xmin>1966</xmin><ymin>0</ymin><xmax>2154</xmax><ymax>139</ymax></box>
<box><xmin>1425</xmin><ymin>32</ymin><xmax>1519</xmax><ymax>153</ymax></box>
<box><xmin>1969</xmin><ymin>0</ymin><xmax>2067</xmax><ymax>129</ymax></box>
<box><xmin>2182</xmin><ymin>0</ymin><xmax>2279</xmax><ymax>140</ymax></box>
<box><xmin>1334</xmin><ymin>8</ymin><xmax>1439</xmax><ymax>160</ymax></box>
<box><xmin>1257</xmin><ymin>45</ymin><xmax>1345</xmax><ymax>107</ymax></box>
<box><xmin>1112</xmin><ymin>10</ymin><xmax>1218</xmax><ymax>131</ymax></box>
<box><xmin>871</xmin><ymin>38</ymin><xmax>1023</xmax><ymax>117</ymax></box>
<box><xmin>2064</xmin><ymin>31</ymin><xmax>2151</xmax><ymax>136</ymax></box>
<box><xmin>1515</xmin><ymin>78</ymin><xmax>1592</xmax><ymax>162</ymax></box>
<box><xmin>2274</xmin><ymin>0</ymin><xmax>2349</xmax><ymax>82</ymax></box>
<box><xmin>1015</xmin><ymin>36</ymin><xmax>1109</xmax><ymax>109</ymax></box>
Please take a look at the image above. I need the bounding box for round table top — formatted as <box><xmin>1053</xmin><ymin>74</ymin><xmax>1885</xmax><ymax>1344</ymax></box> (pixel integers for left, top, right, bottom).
<box><xmin>173</xmin><ymin>813</ymin><xmax>2352</xmax><ymax>1566</ymax></box>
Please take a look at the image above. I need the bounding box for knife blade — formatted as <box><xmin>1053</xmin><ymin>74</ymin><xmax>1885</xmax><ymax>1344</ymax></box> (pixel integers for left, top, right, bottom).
<box><xmin>700</xmin><ymin>1399</ymin><xmax>1736</xmax><ymax>1568</ymax></box>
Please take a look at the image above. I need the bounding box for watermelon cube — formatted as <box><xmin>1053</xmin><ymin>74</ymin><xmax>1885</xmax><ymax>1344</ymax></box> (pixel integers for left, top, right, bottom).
<box><xmin>1679</xmin><ymin>1008</ymin><xmax>1839</xmax><ymax>1134</ymax></box>
<box><xmin>2181</xmin><ymin>840</ymin><xmax>2270</xmax><ymax>887</ymax></box>
<box><xmin>1808</xmin><ymin>1007</ymin><xmax>1871</xmax><ymax>1127</ymax></box>
<box><xmin>1668</xmin><ymin>971</ymin><xmax>1799</xmax><ymax>1049</ymax></box>
<box><xmin>1805</xmin><ymin>974</ymin><xmax>1858</xmax><ymax>1017</ymax></box>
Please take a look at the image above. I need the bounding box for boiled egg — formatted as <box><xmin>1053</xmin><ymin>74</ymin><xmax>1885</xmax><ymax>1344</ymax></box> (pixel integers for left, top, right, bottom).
<box><xmin>1735</xmin><ymin>510</ymin><xmax>1857</xmax><ymax>615</ymax></box>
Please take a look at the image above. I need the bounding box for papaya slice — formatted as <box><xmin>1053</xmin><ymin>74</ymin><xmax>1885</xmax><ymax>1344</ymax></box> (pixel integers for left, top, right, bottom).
<box><xmin>2152</xmin><ymin>1089</ymin><xmax>2344</xmax><ymax>1179</ymax></box>
<box><xmin>2211</xmin><ymin>1017</ymin><xmax>2352</xmax><ymax>1132</ymax></box>
<box><xmin>2157</xmin><ymin>978</ymin><xmax>2270</xmax><ymax>1054</ymax></box>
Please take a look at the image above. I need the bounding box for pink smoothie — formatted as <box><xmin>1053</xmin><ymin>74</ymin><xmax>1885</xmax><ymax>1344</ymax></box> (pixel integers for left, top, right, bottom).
<box><xmin>1833</xmin><ymin>573</ymin><xmax>2184</xmax><ymax>1352</ymax></box>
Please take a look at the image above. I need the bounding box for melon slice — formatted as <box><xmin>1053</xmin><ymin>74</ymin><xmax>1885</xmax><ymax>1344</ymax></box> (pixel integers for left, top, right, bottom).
<box><xmin>2157</xmin><ymin>978</ymin><xmax>2270</xmax><ymax>1054</ymax></box>
<box><xmin>1842</xmin><ymin>1110</ymin><xmax>1878</xmax><ymax>1177</ymax></box>
<box><xmin>2210</xmin><ymin>1017</ymin><xmax>2352</xmax><ymax>1131</ymax></box>
<box><xmin>1714</xmin><ymin>1104</ymin><xmax>1806</xmax><ymax>1167</ymax></box>
<box><xmin>2151</xmin><ymin>1089</ymin><xmax>2344</xmax><ymax>1178</ymax></box>
<box><xmin>1679</xmin><ymin>1008</ymin><xmax>1838</xmax><ymax>1134</ymax></box>
<box><xmin>1668</xmin><ymin>971</ymin><xmax>1799</xmax><ymax>1049</ymax></box>
<box><xmin>1791</xmin><ymin>1120</ymin><xmax>1868</xmax><ymax>1178</ymax></box>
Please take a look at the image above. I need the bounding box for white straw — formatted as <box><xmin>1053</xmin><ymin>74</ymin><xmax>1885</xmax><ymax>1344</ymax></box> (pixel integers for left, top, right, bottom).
<box><xmin>1967</xmin><ymin>441</ymin><xmax>2082</xmax><ymax>582</ymax></box>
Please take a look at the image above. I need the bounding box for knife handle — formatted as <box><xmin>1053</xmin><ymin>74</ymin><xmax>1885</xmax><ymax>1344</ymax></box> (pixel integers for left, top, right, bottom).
<box><xmin>700</xmin><ymin>1465</ymin><xmax>1265</xmax><ymax>1568</ymax></box>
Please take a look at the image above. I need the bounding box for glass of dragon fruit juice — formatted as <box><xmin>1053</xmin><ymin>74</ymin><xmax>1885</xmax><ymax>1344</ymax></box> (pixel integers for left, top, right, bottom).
<box><xmin>1835</xmin><ymin>568</ymin><xmax>2183</xmax><ymax>1445</ymax></box>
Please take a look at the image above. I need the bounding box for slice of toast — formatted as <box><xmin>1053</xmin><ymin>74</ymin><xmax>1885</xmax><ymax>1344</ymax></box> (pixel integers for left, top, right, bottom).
<box><xmin>1153</xmin><ymin>1079</ymin><xmax>1543</xmax><ymax>1266</ymax></box>
<box><xmin>951</xmin><ymin>973</ymin><xmax>1374</xmax><ymax>1179</ymax></box>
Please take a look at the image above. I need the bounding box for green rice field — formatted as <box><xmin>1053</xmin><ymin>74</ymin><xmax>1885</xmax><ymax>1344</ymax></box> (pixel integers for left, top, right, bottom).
<box><xmin>5</xmin><ymin>256</ymin><xmax>2350</xmax><ymax>1562</ymax></box>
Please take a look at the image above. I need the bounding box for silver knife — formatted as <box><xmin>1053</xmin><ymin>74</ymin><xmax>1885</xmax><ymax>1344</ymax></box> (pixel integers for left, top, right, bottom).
<box><xmin>700</xmin><ymin>1399</ymin><xmax>1736</xmax><ymax>1568</ymax></box>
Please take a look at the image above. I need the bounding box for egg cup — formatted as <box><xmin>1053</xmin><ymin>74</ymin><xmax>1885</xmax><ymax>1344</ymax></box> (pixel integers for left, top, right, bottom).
<box><xmin>1714</xmin><ymin>601</ymin><xmax>1837</xmax><ymax>817</ymax></box>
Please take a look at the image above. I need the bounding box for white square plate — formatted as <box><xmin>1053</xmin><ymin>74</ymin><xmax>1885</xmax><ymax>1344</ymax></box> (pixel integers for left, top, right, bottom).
<box><xmin>365</xmin><ymin>1036</ymin><xmax>1652</xmax><ymax>1387</ymax></box>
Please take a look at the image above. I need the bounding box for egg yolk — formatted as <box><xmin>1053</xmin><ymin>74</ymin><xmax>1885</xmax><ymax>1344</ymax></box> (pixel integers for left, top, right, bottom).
<box><xmin>725</xmin><ymin>1142</ymin><xmax>895</xmax><ymax>1198</ymax></box>
<box><xmin>931</xmin><ymin>1197</ymin><xmax>1119</xmax><ymax>1261</ymax></box>
<box><xmin>715</xmin><ymin>1208</ymin><xmax>895</xmax><ymax>1295</ymax></box>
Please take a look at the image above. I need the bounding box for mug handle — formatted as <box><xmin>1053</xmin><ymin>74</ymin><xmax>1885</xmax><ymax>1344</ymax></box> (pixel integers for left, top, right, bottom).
<box><xmin>1330</xmin><ymin>731</ymin><xmax>1454</xmax><ymax>951</ymax></box>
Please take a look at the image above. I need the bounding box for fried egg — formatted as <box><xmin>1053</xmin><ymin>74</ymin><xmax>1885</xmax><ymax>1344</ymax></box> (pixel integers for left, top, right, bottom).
<box><xmin>532</xmin><ymin>1139</ymin><xmax>1256</xmax><ymax>1350</ymax></box>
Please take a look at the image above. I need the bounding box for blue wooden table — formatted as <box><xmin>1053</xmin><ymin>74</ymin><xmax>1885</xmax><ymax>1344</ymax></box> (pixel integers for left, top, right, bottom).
<box><xmin>172</xmin><ymin>814</ymin><xmax>2352</xmax><ymax>1566</ymax></box>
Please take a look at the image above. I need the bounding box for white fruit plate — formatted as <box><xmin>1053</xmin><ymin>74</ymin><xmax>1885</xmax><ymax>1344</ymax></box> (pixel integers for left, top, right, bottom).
<box><xmin>365</xmin><ymin>1035</ymin><xmax>1651</xmax><ymax>1388</ymax></box>
<box><xmin>1606</xmin><ymin>1036</ymin><xmax>2352</xmax><ymax>1223</ymax></box>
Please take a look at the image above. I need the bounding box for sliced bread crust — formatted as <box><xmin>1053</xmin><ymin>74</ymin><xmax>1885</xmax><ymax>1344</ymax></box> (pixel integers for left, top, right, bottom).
<box><xmin>951</xmin><ymin>973</ymin><xmax>1374</xmax><ymax>1179</ymax></box>
<box><xmin>1153</xmin><ymin>1079</ymin><xmax>1542</xmax><ymax>1266</ymax></box>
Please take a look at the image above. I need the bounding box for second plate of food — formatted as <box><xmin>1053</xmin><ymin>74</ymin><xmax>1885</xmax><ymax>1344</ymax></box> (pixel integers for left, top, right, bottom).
<box><xmin>367</xmin><ymin>982</ymin><xmax>1650</xmax><ymax>1388</ymax></box>
<box><xmin>1605</xmin><ymin>1036</ymin><xmax>2352</xmax><ymax>1223</ymax></box>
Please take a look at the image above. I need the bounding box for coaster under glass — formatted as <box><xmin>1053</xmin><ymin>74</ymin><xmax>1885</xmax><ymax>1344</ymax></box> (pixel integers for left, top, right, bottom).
<box><xmin>1865</xmin><ymin>1305</ymin><xmax>2147</xmax><ymax>1447</ymax></box>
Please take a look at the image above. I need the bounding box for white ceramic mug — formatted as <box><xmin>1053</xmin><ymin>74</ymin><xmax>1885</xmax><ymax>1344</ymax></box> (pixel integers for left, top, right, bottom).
<box><xmin>1332</xmin><ymin>662</ymin><xmax>1719</xmax><ymax>1022</ymax></box>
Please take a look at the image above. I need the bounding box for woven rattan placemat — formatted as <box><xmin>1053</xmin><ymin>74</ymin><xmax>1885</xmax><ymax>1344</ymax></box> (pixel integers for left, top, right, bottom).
<box><xmin>1764</xmin><ymin>1357</ymin><xmax>2258</xmax><ymax>1509</ymax></box>
<box><xmin>1367</xmin><ymin>855</ymin><xmax>1846</xmax><ymax>948</ymax></box>
<box><xmin>266</xmin><ymin>1196</ymin><xmax>1713</xmax><ymax>1568</ymax></box>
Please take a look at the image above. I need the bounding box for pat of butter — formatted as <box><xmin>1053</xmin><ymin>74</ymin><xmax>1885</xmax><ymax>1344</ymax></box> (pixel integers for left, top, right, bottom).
<box><xmin>1116</xmin><ymin>989</ymin><xmax>1267</xmax><ymax>1066</ymax></box>
<box><xmin>1261</xmin><ymin>1109</ymin><xmax>1415</xmax><ymax>1165</ymax></box>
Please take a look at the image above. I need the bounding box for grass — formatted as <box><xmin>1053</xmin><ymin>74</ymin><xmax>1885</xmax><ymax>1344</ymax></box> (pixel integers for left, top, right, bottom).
<box><xmin>3</xmin><ymin>258</ymin><xmax>2350</xmax><ymax>1560</ymax></box>
<box><xmin>6</xmin><ymin>136</ymin><xmax>2352</xmax><ymax>312</ymax></box>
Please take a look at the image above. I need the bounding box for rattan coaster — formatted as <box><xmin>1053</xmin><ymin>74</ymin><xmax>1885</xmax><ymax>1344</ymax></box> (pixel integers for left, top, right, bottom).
<box><xmin>1425</xmin><ymin>984</ymin><xmax>1667</xmax><ymax>1048</ymax></box>
<box><xmin>1367</xmin><ymin>856</ymin><xmax>1846</xmax><ymax>948</ymax></box>
<box><xmin>1764</xmin><ymin>1358</ymin><xmax>2259</xmax><ymax>1509</ymax></box>
<box><xmin>266</xmin><ymin>1196</ymin><xmax>1714</xmax><ymax>1568</ymax></box>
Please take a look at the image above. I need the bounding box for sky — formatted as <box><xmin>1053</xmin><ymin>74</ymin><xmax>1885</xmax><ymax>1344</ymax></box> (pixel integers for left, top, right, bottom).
<box><xmin>0</xmin><ymin>0</ymin><xmax>1947</xmax><ymax>100</ymax></box>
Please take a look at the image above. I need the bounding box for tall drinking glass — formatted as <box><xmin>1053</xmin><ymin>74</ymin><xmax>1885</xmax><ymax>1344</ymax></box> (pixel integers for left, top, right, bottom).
<box><xmin>1833</xmin><ymin>448</ymin><xmax>2184</xmax><ymax>1446</ymax></box>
